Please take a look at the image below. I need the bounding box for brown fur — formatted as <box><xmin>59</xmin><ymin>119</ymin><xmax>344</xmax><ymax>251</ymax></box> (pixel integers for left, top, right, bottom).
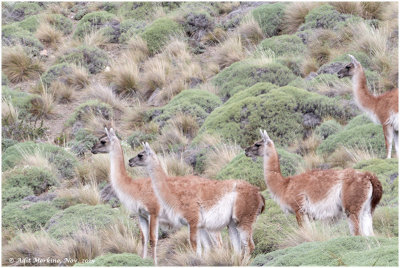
<box><xmin>245</xmin><ymin>130</ymin><xmax>383</xmax><ymax>236</ymax></box>
<box><xmin>129</xmin><ymin>145</ymin><xmax>264</xmax><ymax>255</ymax></box>
<box><xmin>338</xmin><ymin>56</ymin><xmax>399</xmax><ymax>158</ymax></box>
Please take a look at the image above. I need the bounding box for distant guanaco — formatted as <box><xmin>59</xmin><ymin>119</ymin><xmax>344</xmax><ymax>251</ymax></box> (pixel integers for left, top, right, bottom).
<box><xmin>338</xmin><ymin>55</ymin><xmax>399</xmax><ymax>158</ymax></box>
<box><xmin>245</xmin><ymin>130</ymin><xmax>382</xmax><ymax>236</ymax></box>
<box><xmin>91</xmin><ymin>128</ymin><xmax>221</xmax><ymax>264</ymax></box>
<box><xmin>129</xmin><ymin>142</ymin><xmax>265</xmax><ymax>255</ymax></box>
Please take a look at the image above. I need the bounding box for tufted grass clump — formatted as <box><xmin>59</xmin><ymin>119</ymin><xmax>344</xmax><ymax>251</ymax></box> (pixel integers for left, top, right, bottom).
<box><xmin>283</xmin><ymin>2</ymin><xmax>320</xmax><ymax>33</ymax></box>
<box><xmin>140</xmin><ymin>17</ymin><xmax>183</xmax><ymax>55</ymax></box>
<box><xmin>76</xmin><ymin>253</ymin><xmax>153</xmax><ymax>266</ymax></box>
<box><xmin>252</xmin><ymin>3</ymin><xmax>286</xmax><ymax>37</ymax></box>
<box><xmin>57</xmin><ymin>46</ymin><xmax>108</xmax><ymax>74</ymax></box>
<box><xmin>67</xmin><ymin>99</ymin><xmax>113</xmax><ymax>127</ymax></box>
<box><xmin>212</xmin><ymin>58</ymin><xmax>296</xmax><ymax>100</ymax></box>
<box><xmin>2</xmin><ymin>201</ymin><xmax>60</xmax><ymax>232</ymax></box>
<box><xmin>2</xmin><ymin>25</ymin><xmax>44</xmax><ymax>57</ymax></box>
<box><xmin>2</xmin><ymin>141</ymin><xmax>78</xmax><ymax>180</ymax></box>
<box><xmin>2</xmin><ymin>46</ymin><xmax>43</xmax><ymax>83</ymax></box>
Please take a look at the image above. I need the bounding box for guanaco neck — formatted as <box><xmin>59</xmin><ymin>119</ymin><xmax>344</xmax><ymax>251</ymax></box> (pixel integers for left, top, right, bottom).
<box><xmin>352</xmin><ymin>66</ymin><xmax>377</xmax><ymax>111</ymax></box>
<box><xmin>146</xmin><ymin>157</ymin><xmax>181</xmax><ymax>211</ymax></box>
<box><xmin>109</xmin><ymin>139</ymin><xmax>132</xmax><ymax>188</ymax></box>
<box><xmin>263</xmin><ymin>146</ymin><xmax>287</xmax><ymax>198</ymax></box>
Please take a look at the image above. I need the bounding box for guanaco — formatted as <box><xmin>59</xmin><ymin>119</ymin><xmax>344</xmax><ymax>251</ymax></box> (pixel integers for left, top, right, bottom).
<box><xmin>91</xmin><ymin>128</ymin><xmax>221</xmax><ymax>264</ymax></box>
<box><xmin>337</xmin><ymin>54</ymin><xmax>399</xmax><ymax>158</ymax></box>
<box><xmin>129</xmin><ymin>142</ymin><xmax>265</xmax><ymax>255</ymax></box>
<box><xmin>245</xmin><ymin>130</ymin><xmax>382</xmax><ymax>236</ymax></box>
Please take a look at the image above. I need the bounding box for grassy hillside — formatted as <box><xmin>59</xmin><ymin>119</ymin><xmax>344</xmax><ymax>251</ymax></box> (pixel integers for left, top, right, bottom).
<box><xmin>1</xmin><ymin>1</ymin><xmax>398</xmax><ymax>266</ymax></box>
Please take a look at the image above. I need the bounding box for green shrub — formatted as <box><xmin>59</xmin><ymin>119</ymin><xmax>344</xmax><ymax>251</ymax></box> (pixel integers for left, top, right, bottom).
<box><xmin>253</xmin><ymin>192</ymin><xmax>296</xmax><ymax>255</ymax></box>
<box><xmin>216</xmin><ymin>150</ymin><xmax>302</xmax><ymax>190</ymax></box>
<box><xmin>2</xmin><ymin>71</ymin><xmax>9</xmax><ymax>85</ymax></box>
<box><xmin>199</xmin><ymin>83</ymin><xmax>353</xmax><ymax>147</ymax></box>
<box><xmin>46</xmin><ymin>14</ymin><xmax>74</xmax><ymax>35</ymax></box>
<box><xmin>3</xmin><ymin>2</ymin><xmax>42</xmax><ymax>22</ymax></box>
<box><xmin>2</xmin><ymin>87</ymin><xmax>36</xmax><ymax>116</ymax></box>
<box><xmin>46</xmin><ymin>204</ymin><xmax>126</xmax><ymax>239</ymax></box>
<box><xmin>16</xmin><ymin>15</ymin><xmax>40</xmax><ymax>32</ymax></box>
<box><xmin>2</xmin><ymin>138</ymin><xmax>17</xmax><ymax>152</ymax></box>
<box><xmin>354</xmin><ymin>158</ymin><xmax>398</xmax><ymax>206</ymax></box>
<box><xmin>118</xmin><ymin>19</ymin><xmax>147</xmax><ymax>43</ymax></box>
<box><xmin>333</xmin><ymin>52</ymin><xmax>373</xmax><ymax>71</ymax></box>
<box><xmin>315</xmin><ymin>119</ymin><xmax>342</xmax><ymax>140</ymax></box>
<box><xmin>373</xmin><ymin>206</ymin><xmax>398</xmax><ymax>237</ymax></box>
<box><xmin>118</xmin><ymin>2</ymin><xmax>159</xmax><ymax>20</ymax></box>
<box><xmin>73</xmin><ymin>11</ymin><xmax>116</xmax><ymax>39</ymax></box>
<box><xmin>2</xmin><ymin>186</ymin><xmax>33</xmax><ymax>204</ymax></box>
<box><xmin>57</xmin><ymin>46</ymin><xmax>108</xmax><ymax>74</ymax></box>
<box><xmin>252</xmin><ymin>236</ymin><xmax>398</xmax><ymax>266</ymax></box>
<box><xmin>300</xmin><ymin>4</ymin><xmax>350</xmax><ymax>30</ymax></box>
<box><xmin>252</xmin><ymin>3</ymin><xmax>286</xmax><ymax>37</ymax></box>
<box><xmin>2</xmin><ymin>201</ymin><xmax>59</xmax><ymax>232</ymax></box>
<box><xmin>148</xmin><ymin>89</ymin><xmax>221</xmax><ymax>126</ymax></box>
<box><xmin>2</xmin><ymin>141</ymin><xmax>78</xmax><ymax>180</ymax></box>
<box><xmin>3</xmin><ymin>166</ymin><xmax>58</xmax><ymax>195</ymax></box>
<box><xmin>140</xmin><ymin>18</ymin><xmax>182</xmax><ymax>54</ymax></box>
<box><xmin>127</xmin><ymin>131</ymin><xmax>157</xmax><ymax>149</ymax></box>
<box><xmin>258</xmin><ymin>34</ymin><xmax>306</xmax><ymax>57</ymax></box>
<box><xmin>41</xmin><ymin>63</ymin><xmax>73</xmax><ymax>87</ymax></box>
<box><xmin>2</xmin><ymin>25</ymin><xmax>43</xmax><ymax>56</ymax></box>
<box><xmin>67</xmin><ymin>100</ymin><xmax>112</xmax><ymax>126</ymax></box>
<box><xmin>69</xmin><ymin>129</ymin><xmax>99</xmax><ymax>156</ymax></box>
<box><xmin>76</xmin><ymin>253</ymin><xmax>153</xmax><ymax>266</ymax></box>
<box><xmin>212</xmin><ymin>59</ymin><xmax>296</xmax><ymax>100</ymax></box>
<box><xmin>317</xmin><ymin>116</ymin><xmax>386</xmax><ymax>157</ymax></box>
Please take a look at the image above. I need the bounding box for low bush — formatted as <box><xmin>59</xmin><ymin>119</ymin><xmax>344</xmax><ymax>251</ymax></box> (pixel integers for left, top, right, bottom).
<box><xmin>212</xmin><ymin>59</ymin><xmax>296</xmax><ymax>100</ymax></box>
<box><xmin>252</xmin><ymin>3</ymin><xmax>286</xmax><ymax>37</ymax></box>
<box><xmin>76</xmin><ymin>253</ymin><xmax>153</xmax><ymax>266</ymax></box>
<box><xmin>2</xmin><ymin>25</ymin><xmax>44</xmax><ymax>56</ymax></box>
<box><xmin>317</xmin><ymin>115</ymin><xmax>386</xmax><ymax>157</ymax></box>
<box><xmin>300</xmin><ymin>4</ymin><xmax>351</xmax><ymax>31</ymax></box>
<box><xmin>3</xmin><ymin>166</ymin><xmax>58</xmax><ymax>195</ymax></box>
<box><xmin>252</xmin><ymin>236</ymin><xmax>398</xmax><ymax>266</ymax></box>
<box><xmin>2</xmin><ymin>2</ymin><xmax>43</xmax><ymax>22</ymax></box>
<box><xmin>73</xmin><ymin>11</ymin><xmax>116</xmax><ymax>40</ymax></box>
<box><xmin>258</xmin><ymin>34</ymin><xmax>306</xmax><ymax>57</ymax></box>
<box><xmin>2</xmin><ymin>141</ymin><xmax>78</xmax><ymax>180</ymax></box>
<box><xmin>373</xmin><ymin>206</ymin><xmax>398</xmax><ymax>237</ymax></box>
<box><xmin>118</xmin><ymin>2</ymin><xmax>159</xmax><ymax>20</ymax></box>
<box><xmin>315</xmin><ymin>119</ymin><xmax>342</xmax><ymax>140</ymax></box>
<box><xmin>45</xmin><ymin>204</ymin><xmax>127</xmax><ymax>239</ymax></box>
<box><xmin>127</xmin><ymin>131</ymin><xmax>157</xmax><ymax>149</ymax></box>
<box><xmin>199</xmin><ymin>83</ymin><xmax>353</xmax><ymax>147</ymax></box>
<box><xmin>57</xmin><ymin>46</ymin><xmax>108</xmax><ymax>74</ymax></box>
<box><xmin>69</xmin><ymin>128</ymin><xmax>99</xmax><ymax>156</ymax></box>
<box><xmin>148</xmin><ymin>89</ymin><xmax>221</xmax><ymax>127</ymax></box>
<box><xmin>40</xmin><ymin>63</ymin><xmax>73</xmax><ymax>87</ymax></box>
<box><xmin>140</xmin><ymin>18</ymin><xmax>183</xmax><ymax>54</ymax></box>
<box><xmin>354</xmin><ymin>158</ymin><xmax>398</xmax><ymax>206</ymax></box>
<box><xmin>2</xmin><ymin>186</ymin><xmax>33</xmax><ymax>204</ymax></box>
<box><xmin>67</xmin><ymin>100</ymin><xmax>112</xmax><ymax>127</ymax></box>
<box><xmin>216</xmin><ymin>150</ymin><xmax>302</xmax><ymax>190</ymax></box>
<box><xmin>118</xmin><ymin>19</ymin><xmax>147</xmax><ymax>43</ymax></box>
<box><xmin>2</xmin><ymin>201</ymin><xmax>59</xmax><ymax>232</ymax></box>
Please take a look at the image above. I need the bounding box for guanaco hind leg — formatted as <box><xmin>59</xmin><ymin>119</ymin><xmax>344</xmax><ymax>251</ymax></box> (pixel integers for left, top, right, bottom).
<box><xmin>138</xmin><ymin>215</ymin><xmax>150</xmax><ymax>258</ymax></box>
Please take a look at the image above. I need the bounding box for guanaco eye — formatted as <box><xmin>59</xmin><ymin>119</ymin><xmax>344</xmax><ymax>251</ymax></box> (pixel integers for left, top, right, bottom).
<box><xmin>346</xmin><ymin>66</ymin><xmax>351</xmax><ymax>69</ymax></box>
<box><xmin>255</xmin><ymin>144</ymin><xmax>261</xmax><ymax>147</ymax></box>
<box><xmin>101</xmin><ymin>140</ymin><xmax>106</xmax><ymax>145</ymax></box>
<box><xmin>138</xmin><ymin>154</ymin><xmax>143</xmax><ymax>158</ymax></box>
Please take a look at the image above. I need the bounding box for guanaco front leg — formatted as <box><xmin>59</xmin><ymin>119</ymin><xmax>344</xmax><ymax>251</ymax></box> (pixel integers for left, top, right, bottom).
<box><xmin>149</xmin><ymin>214</ymin><xmax>159</xmax><ymax>265</ymax></box>
<box><xmin>383</xmin><ymin>124</ymin><xmax>394</xmax><ymax>158</ymax></box>
<box><xmin>295</xmin><ymin>211</ymin><xmax>303</xmax><ymax>227</ymax></box>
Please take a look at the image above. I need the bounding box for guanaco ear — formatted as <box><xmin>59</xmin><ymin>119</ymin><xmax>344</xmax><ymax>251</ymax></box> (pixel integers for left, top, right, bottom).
<box><xmin>104</xmin><ymin>127</ymin><xmax>110</xmax><ymax>139</ymax></box>
<box><xmin>109</xmin><ymin>128</ymin><xmax>116</xmax><ymax>137</ymax></box>
<box><xmin>260</xmin><ymin>129</ymin><xmax>270</xmax><ymax>142</ymax></box>
<box><xmin>348</xmin><ymin>54</ymin><xmax>359</xmax><ymax>66</ymax></box>
<box><xmin>143</xmin><ymin>142</ymin><xmax>153</xmax><ymax>155</ymax></box>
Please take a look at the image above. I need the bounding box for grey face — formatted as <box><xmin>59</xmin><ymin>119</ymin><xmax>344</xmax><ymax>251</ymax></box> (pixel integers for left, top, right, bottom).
<box><xmin>337</xmin><ymin>63</ymin><xmax>355</xmax><ymax>78</ymax></box>
<box><xmin>91</xmin><ymin>135</ymin><xmax>110</xmax><ymax>154</ymax></box>
<box><xmin>128</xmin><ymin>150</ymin><xmax>148</xmax><ymax>167</ymax></box>
<box><xmin>245</xmin><ymin>139</ymin><xmax>264</xmax><ymax>160</ymax></box>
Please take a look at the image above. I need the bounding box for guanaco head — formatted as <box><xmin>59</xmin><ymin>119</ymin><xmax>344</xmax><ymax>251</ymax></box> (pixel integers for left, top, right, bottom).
<box><xmin>337</xmin><ymin>54</ymin><xmax>361</xmax><ymax>78</ymax></box>
<box><xmin>244</xmin><ymin>129</ymin><xmax>274</xmax><ymax>160</ymax></box>
<box><xmin>128</xmin><ymin>142</ymin><xmax>157</xmax><ymax>167</ymax></box>
<box><xmin>91</xmin><ymin>128</ymin><xmax>117</xmax><ymax>154</ymax></box>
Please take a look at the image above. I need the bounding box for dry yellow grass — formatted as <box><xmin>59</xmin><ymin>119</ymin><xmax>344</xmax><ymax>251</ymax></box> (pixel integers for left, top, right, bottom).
<box><xmin>2</xmin><ymin>46</ymin><xmax>43</xmax><ymax>83</ymax></box>
<box><xmin>283</xmin><ymin>2</ymin><xmax>320</xmax><ymax>34</ymax></box>
<box><xmin>88</xmin><ymin>83</ymin><xmax>127</xmax><ymax>111</ymax></box>
<box><xmin>125</xmin><ymin>36</ymin><xmax>150</xmax><ymax>63</ymax></box>
<box><xmin>159</xmin><ymin>153</ymin><xmax>193</xmax><ymax>177</ymax></box>
<box><xmin>167</xmin><ymin>113</ymin><xmax>199</xmax><ymax>139</ymax></box>
<box><xmin>213</xmin><ymin>35</ymin><xmax>245</xmax><ymax>69</ymax></box>
<box><xmin>65</xmin><ymin>65</ymin><xmax>90</xmax><ymax>90</ymax></box>
<box><xmin>50</xmin><ymin>80</ymin><xmax>75</xmax><ymax>103</ymax></box>
<box><xmin>141</xmin><ymin>55</ymin><xmax>170</xmax><ymax>98</ymax></box>
<box><xmin>204</xmin><ymin>143</ymin><xmax>242</xmax><ymax>179</ymax></box>
<box><xmin>30</xmin><ymin>88</ymin><xmax>56</xmax><ymax>119</ymax></box>
<box><xmin>35</xmin><ymin>22</ymin><xmax>63</xmax><ymax>48</ymax></box>
<box><xmin>56</xmin><ymin>179</ymin><xmax>101</xmax><ymax>206</ymax></box>
<box><xmin>103</xmin><ymin>60</ymin><xmax>140</xmax><ymax>96</ymax></box>
<box><xmin>238</xmin><ymin>16</ymin><xmax>264</xmax><ymax>46</ymax></box>
<box><xmin>2</xmin><ymin>98</ymin><xmax>19</xmax><ymax>125</ymax></box>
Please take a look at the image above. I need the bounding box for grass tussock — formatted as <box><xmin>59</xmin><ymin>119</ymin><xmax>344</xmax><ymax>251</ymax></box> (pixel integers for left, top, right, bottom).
<box><xmin>65</xmin><ymin>65</ymin><xmax>90</xmax><ymax>91</ymax></box>
<box><xmin>56</xmin><ymin>179</ymin><xmax>101</xmax><ymax>206</ymax></box>
<box><xmin>103</xmin><ymin>60</ymin><xmax>140</xmax><ymax>97</ymax></box>
<box><xmin>213</xmin><ymin>35</ymin><xmax>246</xmax><ymax>69</ymax></box>
<box><xmin>204</xmin><ymin>143</ymin><xmax>242</xmax><ymax>179</ymax></box>
<box><xmin>98</xmin><ymin>221</ymin><xmax>141</xmax><ymax>255</ymax></box>
<box><xmin>88</xmin><ymin>84</ymin><xmax>127</xmax><ymax>111</ymax></box>
<box><xmin>122</xmin><ymin>102</ymin><xmax>149</xmax><ymax>130</ymax></box>
<box><xmin>36</xmin><ymin>22</ymin><xmax>63</xmax><ymax>49</ymax></box>
<box><xmin>237</xmin><ymin>16</ymin><xmax>264</xmax><ymax>46</ymax></box>
<box><xmin>51</xmin><ymin>81</ymin><xmax>75</xmax><ymax>103</ymax></box>
<box><xmin>2</xmin><ymin>46</ymin><xmax>43</xmax><ymax>83</ymax></box>
<box><xmin>82</xmin><ymin>29</ymin><xmax>109</xmax><ymax>48</ymax></box>
<box><xmin>77</xmin><ymin>154</ymin><xmax>110</xmax><ymax>184</ymax></box>
<box><xmin>2</xmin><ymin>98</ymin><xmax>19</xmax><ymax>125</ymax></box>
<box><xmin>125</xmin><ymin>36</ymin><xmax>150</xmax><ymax>64</ymax></box>
<box><xmin>168</xmin><ymin>113</ymin><xmax>199</xmax><ymax>139</ymax></box>
<box><xmin>31</xmin><ymin>87</ymin><xmax>56</xmax><ymax>119</ymax></box>
<box><xmin>283</xmin><ymin>2</ymin><xmax>320</xmax><ymax>34</ymax></box>
<box><xmin>159</xmin><ymin>153</ymin><xmax>193</xmax><ymax>177</ymax></box>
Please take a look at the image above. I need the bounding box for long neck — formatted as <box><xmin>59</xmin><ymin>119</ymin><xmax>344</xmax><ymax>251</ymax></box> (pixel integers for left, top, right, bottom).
<box><xmin>352</xmin><ymin>67</ymin><xmax>377</xmax><ymax>111</ymax></box>
<box><xmin>263</xmin><ymin>147</ymin><xmax>287</xmax><ymax>197</ymax></box>
<box><xmin>109</xmin><ymin>140</ymin><xmax>131</xmax><ymax>187</ymax></box>
<box><xmin>146</xmin><ymin>158</ymin><xmax>180</xmax><ymax>210</ymax></box>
